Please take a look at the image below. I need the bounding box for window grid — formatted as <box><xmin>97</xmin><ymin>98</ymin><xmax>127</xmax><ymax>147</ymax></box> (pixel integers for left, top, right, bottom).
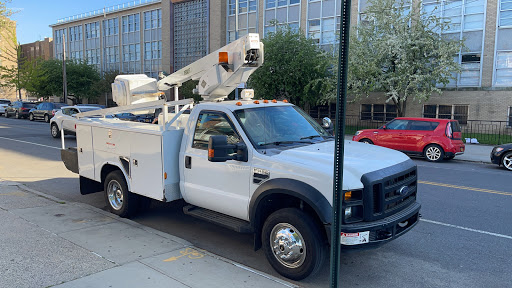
<box><xmin>143</xmin><ymin>8</ymin><xmax>162</xmax><ymax>79</ymax></box>
<box><xmin>423</xmin><ymin>104</ymin><xmax>469</xmax><ymax>124</ymax></box>
<box><xmin>360</xmin><ymin>104</ymin><xmax>397</xmax><ymax>121</ymax></box>
<box><xmin>496</xmin><ymin>1</ymin><xmax>512</xmax><ymax>86</ymax></box>
<box><xmin>85</xmin><ymin>22</ymin><xmax>100</xmax><ymax>39</ymax></box>
<box><xmin>103</xmin><ymin>17</ymin><xmax>120</xmax><ymax>72</ymax></box>
<box><xmin>264</xmin><ymin>0</ymin><xmax>300</xmax><ymax>38</ymax></box>
<box><xmin>174</xmin><ymin>0</ymin><xmax>208</xmax><ymax>70</ymax></box>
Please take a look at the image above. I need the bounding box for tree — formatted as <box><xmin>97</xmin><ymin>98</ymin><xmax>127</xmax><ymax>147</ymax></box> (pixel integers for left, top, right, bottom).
<box><xmin>179</xmin><ymin>80</ymin><xmax>202</xmax><ymax>103</ymax></box>
<box><xmin>97</xmin><ymin>69</ymin><xmax>120</xmax><ymax>107</ymax></box>
<box><xmin>0</xmin><ymin>1</ymin><xmax>14</xmax><ymax>29</ymax></box>
<box><xmin>247</xmin><ymin>25</ymin><xmax>330</xmax><ymax>109</ymax></box>
<box><xmin>324</xmin><ymin>0</ymin><xmax>464</xmax><ymax>117</ymax></box>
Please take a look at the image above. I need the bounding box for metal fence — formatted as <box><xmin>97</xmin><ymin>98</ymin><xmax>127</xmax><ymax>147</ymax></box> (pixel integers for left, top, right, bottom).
<box><xmin>309</xmin><ymin>109</ymin><xmax>512</xmax><ymax>145</ymax></box>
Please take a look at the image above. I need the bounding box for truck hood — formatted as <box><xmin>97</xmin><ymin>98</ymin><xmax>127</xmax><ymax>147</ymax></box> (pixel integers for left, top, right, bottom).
<box><xmin>271</xmin><ymin>140</ymin><xmax>411</xmax><ymax>189</ymax></box>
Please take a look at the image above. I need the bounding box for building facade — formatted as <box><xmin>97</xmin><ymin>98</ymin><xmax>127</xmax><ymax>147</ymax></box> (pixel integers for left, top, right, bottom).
<box><xmin>50</xmin><ymin>0</ymin><xmax>225</xmax><ymax>78</ymax></box>
<box><xmin>227</xmin><ymin>0</ymin><xmax>512</xmax><ymax>124</ymax></box>
<box><xmin>20</xmin><ymin>37</ymin><xmax>54</xmax><ymax>62</ymax></box>
<box><xmin>0</xmin><ymin>18</ymin><xmax>18</xmax><ymax>101</ymax></box>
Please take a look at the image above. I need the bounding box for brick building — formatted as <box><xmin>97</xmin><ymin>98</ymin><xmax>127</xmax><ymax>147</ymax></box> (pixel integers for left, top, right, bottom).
<box><xmin>0</xmin><ymin>18</ymin><xmax>18</xmax><ymax>101</ymax></box>
<box><xmin>20</xmin><ymin>37</ymin><xmax>54</xmax><ymax>63</ymax></box>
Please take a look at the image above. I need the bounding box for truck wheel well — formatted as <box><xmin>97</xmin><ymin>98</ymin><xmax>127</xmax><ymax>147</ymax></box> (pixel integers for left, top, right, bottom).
<box><xmin>101</xmin><ymin>164</ymin><xmax>122</xmax><ymax>184</ymax></box>
<box><xmin>253</xmin><ymin>191</ymin><xmax>328</xmax><ymax>249</ymax></box>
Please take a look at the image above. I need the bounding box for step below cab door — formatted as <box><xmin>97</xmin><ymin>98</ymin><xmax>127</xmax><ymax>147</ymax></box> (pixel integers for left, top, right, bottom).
<box><xmin>182</xmin><ymin>110</ymin><xmax>251</xmax><ymax>221</ymax></box>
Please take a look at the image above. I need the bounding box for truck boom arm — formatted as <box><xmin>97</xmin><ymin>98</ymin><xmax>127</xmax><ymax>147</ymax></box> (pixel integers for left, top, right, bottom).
<box><xmin>157</xmin><ymin>33</ymin><xmax>263</xmax><ymax>101</ymax></box>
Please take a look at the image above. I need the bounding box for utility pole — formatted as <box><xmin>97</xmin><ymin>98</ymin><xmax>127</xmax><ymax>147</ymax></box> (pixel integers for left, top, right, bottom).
<box><xmin>330</xmin><ymin>0</ymin><xmax>352</xmax><ymax>287</ymax></box>
<box><xmin>62</xmin><ymin>33</ymin><xmax>68</xmax><ymax>103</ymax></box>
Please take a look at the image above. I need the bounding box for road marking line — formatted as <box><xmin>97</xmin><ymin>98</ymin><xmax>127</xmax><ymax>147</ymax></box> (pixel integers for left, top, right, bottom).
<box><xmin>418</xmin><ymin>180</ymin><xmax>512</xmax><ymax>196</ymax></box>
<box><xmin>0</xmin><ymin>136</ymin><xmax>60</xmax><ymax>150</ymax></box>
<box><xmin>421</xmin><ymin>219</ymin><xmax>512</xmax><ymax>240</ymax></box>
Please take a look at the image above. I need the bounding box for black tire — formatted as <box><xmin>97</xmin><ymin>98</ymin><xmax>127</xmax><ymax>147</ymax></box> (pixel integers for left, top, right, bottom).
<box><xmin>15</xmin><ymin>111</ymin><xmax>20</xmax><ymax>119</ymax></box>
<box><xmin>4</xmin><ymin>111</ymin><xmax>9</xmax><ymax>118</ymax></box>
<box><xmin>29</xmin><ymin>113</ymin><xmax>34</xmax><ymax>121</ymax></box>
<box><xmin>502</xmin><ymin>151</ymin><xmax>512</xmax><ymax>171</ymax></box>
<box><xmin>359</xmin><ymin>139</ymin><xmax>374</xmax><ymax>144</ymax></box>
<box><xmin>44</xmin><ymin>114</ymin><xmax>50</xmax><ymax>123</ymax></box>
<box><xmin>104</xmin><ymin>170</ymin><xmax>138</xmax><ymax>218</ymax></box>
<box><xmin>424</xmin><ymin>144</ymin><xmax>445</xmax><ymax>162</ymax></box>
<box><xmin>262</xmin><ymin>208</ymin><xmax>326</xmax><ymax>280</ymax></box>
<box><xmin>51</xmin><ymin>123</ymin><xmax>61</xmax><ymax>138</ymax></box>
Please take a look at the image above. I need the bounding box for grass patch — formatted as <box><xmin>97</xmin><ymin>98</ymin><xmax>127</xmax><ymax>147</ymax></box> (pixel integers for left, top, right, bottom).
<box><xmin>461</xmin><ymin>132</ymin><xmax>512</xmax><ymax>145</ymax></box>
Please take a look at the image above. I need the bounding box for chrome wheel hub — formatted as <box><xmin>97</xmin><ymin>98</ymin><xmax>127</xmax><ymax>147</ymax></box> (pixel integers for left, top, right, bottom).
<box><xmin>426</xmin><ymin>147</ymin><xmax>441</xmax><ymax>161</ymax></box>
<box><xmin>270</xmin><ymin>223</ymin><xmax>306</xmax><ymax>268</ymax></box>
<box><xmin>504</xmin><ymin>155</ymin><xmax>512</xmax><ymax>171</ymax></box>
<box><xmin>107</xmin><ymin>180</ymin><xmax>123</xmax><ymax>210</ymax></box>
<box><xmin>51</xmin><ymin>126</ymin><xmax>58</xmax><ymax>136</ymax></box>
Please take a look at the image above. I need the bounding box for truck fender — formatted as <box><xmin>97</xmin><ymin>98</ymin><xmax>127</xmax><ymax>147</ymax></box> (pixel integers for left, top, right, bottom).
<box><xmin>99</xmin><ymin>162</ymin><xmax>131</xmax><ymax>192</ymax></box>
<box><xmin>249</xmin><ymin>178</ymin><xmax>332</xmax><ymax>250</ymax></box>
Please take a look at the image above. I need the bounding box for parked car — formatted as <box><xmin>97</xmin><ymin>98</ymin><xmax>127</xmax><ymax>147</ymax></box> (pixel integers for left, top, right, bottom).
<box><xmin>490</xmin><ymin>143</ymin><xmax>512</xmax><ymax>171</ymax></box>
<box><xmin>77</xmin><ymin>104</ymin><xmax>106</xmax><ymax>108</ymax></box>
<box><xmin>352</xmin><ymin>117</ymin><xmax>466</xmax><ymax>162</ymax></box>
<box><xmin>29</xmin><ymin>102</ymin><xmax>67</xmax><ymax>122</ymax></box>
<box><xmin>50</xmin><ymin>105</ymin><xmax>103</xmax><ymax>138</ymax></box>
<box><xmin>114</xmin><ymin>112</ymin><xmax>154</xmax><ymax>123</ymax></box>
<box><xmin>0</xmin><ymin>99</ymin><xmax>11</xmax><ymax>116</ymax></box>
<box><xmin>4</xmin><ymin>101</ymin><xmax>37</xmax><ymax>119</ymax></box>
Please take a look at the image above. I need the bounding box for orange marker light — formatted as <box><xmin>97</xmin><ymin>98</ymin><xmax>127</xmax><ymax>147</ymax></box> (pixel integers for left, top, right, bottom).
<box><xmin>164</xmin><ymin>172</ymin><xmax>168</xmax><ymax>179</ymax></box>
<box><xmin>253</xmin><ymin>101</ymin><xmax>260</xmax><ymax>104</ymax></box>
<box><xmin>236</xmin><ymin>102</ymin><xmax>242</xmax><ymax>106</ymax></box>
<box><xmin>272</xmin><ymin>99</ymin><xmax>277</xmax><ymax>103</ymax></box>
<box><xmin>219</xmin><ymin>52</ymin><xmax>228</xmax><ymax>64</ymax></box>
<box><xmin>344</xmin><ymin>191</ymin><xmax>352</xmax><ymax>201</ymax></box>
<box><xmin>283</xmin><ymin>99</ymin><xmax>288</xmax><ymax>103</ymax></box>
<box><xmin>208</xmin><ymin>149</ymin><xmax>215</xmax><ymax>158</ymax></box>
<box><xmin>263</xmin><ymin>100</ymin><xmax>269</xmax><ymax>103</ymax></box>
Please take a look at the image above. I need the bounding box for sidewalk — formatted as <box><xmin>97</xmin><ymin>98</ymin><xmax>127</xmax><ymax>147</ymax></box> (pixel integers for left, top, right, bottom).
<box><xmin>344</xmin><ymin>135</ymin><xmax>495</xmax><ymax>163</ymax></box>
<box><xmin>0</xmin><ymin>180</ymin><xmax>297</xmax><ymax>288</ymax></box>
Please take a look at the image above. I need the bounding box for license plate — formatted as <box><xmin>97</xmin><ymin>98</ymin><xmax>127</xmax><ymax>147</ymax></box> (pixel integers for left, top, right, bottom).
<box><xmin>340</xmin><ymin>231</ymin><xmax>370</xmax><ymax>245</ymax></box>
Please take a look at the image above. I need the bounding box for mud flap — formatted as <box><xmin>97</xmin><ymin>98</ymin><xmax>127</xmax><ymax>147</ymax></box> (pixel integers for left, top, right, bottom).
<box><xmin>61</xmin><ymin>148</ymin><xmax>79</xmax><ymax>174</ymax></box>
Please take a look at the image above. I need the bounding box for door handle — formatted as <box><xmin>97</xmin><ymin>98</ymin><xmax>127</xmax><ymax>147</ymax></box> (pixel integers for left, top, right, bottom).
<box><xmin>185</xmin><ymin>156</ymin><xmax>192</xmax><ymax>169</ymax></box>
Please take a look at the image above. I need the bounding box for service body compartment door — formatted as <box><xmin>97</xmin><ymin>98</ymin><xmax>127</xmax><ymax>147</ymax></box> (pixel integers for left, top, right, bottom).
<box><xmin>76</xmin><ymin>125</ymin><xmax>95</xmax><ymax>179</ymax></box>
<box><xmin>130</xmin><ymin>132</ymin><xmax>165</xmax><ymax>200</ymax></box>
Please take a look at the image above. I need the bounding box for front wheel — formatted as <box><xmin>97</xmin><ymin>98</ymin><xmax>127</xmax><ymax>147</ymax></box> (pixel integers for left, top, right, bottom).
<box><xmin>15</xmin><ymin>111</ymin><xmax>20</xmax><ymax>119</ymax></box>
<box><xmin>51</xmin><ymin>123</ymin><xmax>61</xmax><ymax>138</ymax></box>
<box><xmin>424</xmin><ymin>144</ymin><xmax>444</xmax><ymax>162</ymax></box>
<box><xmin>104</xmin><ymin>170</ymin><xmax>137</xmax><ymax>218</ymax></box>
<box><xmin>502</xmin><ymin>152</ymin><xmax>512</xmax><ymax>171</ymax></box>
<box><xmin>29</xmin><ymin>113</ymin><xmax>34</xmax><ymax>121</ymax></box>
<box><xmin>262</xmin><ymin>208</ymin><xmax>326</xmax><ymax>280</ymax></box>
<box><xmin>4</xmin><ymin>111</ymin><xmax>9</xmax><ymax>118</ymax></box>
<box><xmin>44</xmin><ymin>114</ymin><xmax>50</xmax><ymax>123</ymax></box>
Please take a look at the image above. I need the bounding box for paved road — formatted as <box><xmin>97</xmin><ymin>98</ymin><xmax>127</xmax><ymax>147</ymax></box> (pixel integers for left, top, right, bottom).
<box><xmin>0</xmin><ymin>116</ymin><xmax>511</xmax><ymax>287</ymax></box>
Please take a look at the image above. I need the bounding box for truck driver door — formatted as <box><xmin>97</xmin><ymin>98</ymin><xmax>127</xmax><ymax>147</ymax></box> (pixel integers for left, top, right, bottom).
<box><xmin>182</xmin><ymin>111</ymin><xmax>251</xmax><ymax>221</ymax></box>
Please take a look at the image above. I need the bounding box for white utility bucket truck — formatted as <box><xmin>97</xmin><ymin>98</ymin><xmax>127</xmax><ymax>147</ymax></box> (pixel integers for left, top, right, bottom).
<box><xmin>61</xmin><ymin>33</ymin><xmax>420</xmax><ymax>280</ymax></box>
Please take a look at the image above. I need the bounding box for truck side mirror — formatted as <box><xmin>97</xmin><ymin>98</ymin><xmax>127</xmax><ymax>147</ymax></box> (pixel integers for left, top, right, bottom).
<box><xmin>322</xmin><ymin>117</ymin><xmax>334</xmax><ymax>135</ymax></box>
<box><xmin>381</xmin><ymin>125</ymin><xmax>387</xmax><ymax>130</ymax></box>
<box><xmin>208</xmin><ymin>135</ymin><xmax>248</xmax><ymax>162</ymax></box>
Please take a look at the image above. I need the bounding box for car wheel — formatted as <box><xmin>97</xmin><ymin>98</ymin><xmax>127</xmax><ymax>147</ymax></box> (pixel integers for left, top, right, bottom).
<box><xmin>359</xmin><ymin>139</ymin><xmax>374</xmax><ymax>144</ymax></box>
<box><xmin>51</xmin><ymin>123</ymin><xmax>61</xmax><ymax>138</ymax></box>
<box><xmin>29</xmin><ymin>113</ymin><xmax>34</xmax><ymax>121</ymax></box>
<box><xmin>424</xmin><ymin>144</ymin><xmax>445</xmax><ymax>162</ymax></box>
<box><xmin>502</xmin><ymin>152</ymin><xmax>512</xmax><ymax>171</ymax></box>
<box><xmin>262</xmin><ymin>208</ymin><xmax>326</xmax><ymax>280</ymax></box>
<box><xmin>44</xmin><ymin>114</ymin><xmax>50</xmax><ymax>123</ymax></box>
<box><xmin>104</xmin><ymin>170</ymin><xmax>137</xmax><ymax>218</ymax></box>
<box><xmin>4</xmin><ymin>111</ymin><xmax>8</xmax><ymax>118</ymax></box>
<box><xmin>15</xmin><ymin>111</ymin><xmax>20</xmax><ymax>119</ymax></box>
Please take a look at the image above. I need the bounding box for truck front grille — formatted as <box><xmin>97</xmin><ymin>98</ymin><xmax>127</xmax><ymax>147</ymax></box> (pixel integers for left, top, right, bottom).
<box><xmin>361</xmin><ymin>160</ymin><xmax>417</xmax><ymax>221</ymax></box>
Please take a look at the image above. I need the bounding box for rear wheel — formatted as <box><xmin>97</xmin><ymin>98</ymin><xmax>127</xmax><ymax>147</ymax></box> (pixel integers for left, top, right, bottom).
<box><xmin>51</xmin><ymin>123</ymin><xmax>61</xmax><ymax>138</ymax></box>
<box><xmin>44</xmin><ymin>114</ymin><xmax>50</xmax><ymax>123</ymax></box>
<box><xmin>502</xmin><ymin>152</ymin><xmax>512</xmax><ymax>171</ymax></box>
<box><xmin>104</xmin><ymin>170</ymin><xmax>137</xmax><ymax>218</ymax></box>
<box><xmin>29</xmin><ymin>113</ymin><xmax>34</xmax><ymax>121</ymax></box>
<box><xmin>15</xmin><ymin>111</ymin><xmax>20</xmax><ymax>119</ymax></box>
<box><xmin>359</xmin><ymin>139</ymin><xmax>373</xmax><ymax>144</ymax></box>
<box><xmin>4</xmin><ymin>111</ymin><xmax>8</xmax><ymax>118</ymax></box>
<box><xmin>424</xmin><ymin>144</ymin><xmax>444</xmax><ymax>162</ymax></box>
<box><xmin>262</xmin><ymin>208</ymin><xmax>326</xmax><ymax>280</ymax></box>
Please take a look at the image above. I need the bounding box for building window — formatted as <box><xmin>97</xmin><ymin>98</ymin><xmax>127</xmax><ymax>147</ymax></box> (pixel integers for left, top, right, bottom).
<box><xmin>69</xmin><ymin>25</ymin><xmax>82</xmax><ymax>42</ymax></box>
<box><xmin>495</xmin><ymin>0</ymin><xmax>512</xmax><ymax>86</ymax></box>
<box><xmin>85</xmin><ymin>22</ymin><xmax>100</xmax><ymax>39</ymax></box>
<box><xmin>122</xmin><ymin>14</ymin><xmax>140</xmax><ymax>33</ymax></box>
<box><xmin>423</xmin><ymin>104</ymin><xmax>469</xmax><ymax>124</ymax></box>
<box><xmin>360</xmin><ymin>104</ymin><xmax>397</xmax><ymax>121</ymax></box>
<box><xmin>500</xmin><ymin>0</ymin><xmax>512</xmax><ymax>27</ymax></box>
<box><xmin>508</xmin><ymin>107</ymin><xmax>512</xmax><ymax>126</ymax></box>
<box><xmin>144</xmin><ymin>9</ymin><xmax>161</xmax><ymax>30</ymax></box>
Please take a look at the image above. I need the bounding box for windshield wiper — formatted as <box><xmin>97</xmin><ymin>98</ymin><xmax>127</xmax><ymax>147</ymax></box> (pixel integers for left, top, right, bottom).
<box><xmin>260</xmin><ymin>140</ymin><xmax>312</xmax><ymax>146</ymax></box>
<box><xmin>300</xmin><ymin>135</ymin><xmax>334</xmax><ymax>140</ymax></box>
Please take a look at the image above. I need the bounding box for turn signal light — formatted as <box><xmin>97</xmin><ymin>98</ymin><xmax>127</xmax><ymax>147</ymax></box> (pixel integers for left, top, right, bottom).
<box><xmin>208</xmin><ymin>149</ymin><xmax>214</xmax><ymax>158</ymax></box>
<box><xmin>219</xmin><ymin>52</ymin><xmax>228</xmax><ymax>64</ymax></box>
<box><xmin>344</xmin><ymin>191</ymin><xmax>352</xmax><ymax>201</ymax></box>
<box><xmin>236</xmin><ymin>102</ymin><xmax>242</xmax><ymax>106</ymax></box>
<box><xmin>253</xmin><ymin>101</ymin><xmax>260</xmax><ymax>104</ymax></box>
<box><xmin>283</xmin><ymin>99</ymin><xmax>288</xmax><ymax>103</ymax></box>
<box><xmin>263</xmin><ymin>100</ymin><xmax>269</xmax><ymax>103</ymax></box>
<box><xmin>164</xmin><ymin>172</ymin><xmax>167</xmax><ymax>179</ymax></box>
<box><xmin>272</xmin><ymin>99</ymin><xmax>277</xmax><ymax>103</ymax></box>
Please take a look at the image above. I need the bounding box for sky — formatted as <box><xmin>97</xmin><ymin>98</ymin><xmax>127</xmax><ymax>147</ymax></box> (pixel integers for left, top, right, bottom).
<box><xmin>7</xmin><ymin>0</ymin><xmax>136</xmax><ymax>44</ymax></box>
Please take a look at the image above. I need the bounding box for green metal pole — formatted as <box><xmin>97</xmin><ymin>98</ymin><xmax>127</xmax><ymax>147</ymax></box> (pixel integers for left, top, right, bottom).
<box><xmin>330</xmin><ymin>0</ymin><xmax>352</xmax><ymax>286</ymax></box>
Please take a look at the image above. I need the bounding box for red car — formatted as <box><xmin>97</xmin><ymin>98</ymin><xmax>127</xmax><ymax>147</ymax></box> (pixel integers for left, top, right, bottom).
<box><xmin>352</xmin><ymin>117</ymin><xmax>465</xmax><ymax>162</ymax></box>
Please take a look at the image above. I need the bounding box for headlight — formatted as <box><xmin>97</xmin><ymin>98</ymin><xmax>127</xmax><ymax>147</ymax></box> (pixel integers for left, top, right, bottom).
<box><xmin>355</xmin><ymin>131</ymin><xmax>362</xmax><ymax>136</ymax></box>
<box><xmin>344</xmin><ymin>207</ymin><xmax>352</xmax><ymax>218</ymax></box>
<box><xmin>495</xmin><ymin>147</ymin><xmax>504</xmax><ymax>153</ymax></box>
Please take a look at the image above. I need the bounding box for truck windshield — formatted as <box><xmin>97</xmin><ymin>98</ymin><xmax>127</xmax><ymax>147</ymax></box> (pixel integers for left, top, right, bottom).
<box><xmin>234</xmin><ymin>106</ymin><xmax>331</xmax><ymax>148</ymax></box>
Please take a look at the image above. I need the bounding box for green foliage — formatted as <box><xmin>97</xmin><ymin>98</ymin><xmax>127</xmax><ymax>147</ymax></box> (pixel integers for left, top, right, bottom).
<box><xmin>179</xmin><ymin>80</ymin><xmax>202</xmax><ymax>103</ymax></box>
<box><xmin>247</xmin><ymin>25</ymin><xmax>331</xmax><ymax>108</ymax></box>
<box><xmin>324</xmin><ymin>0</ymin><xmax>464</xmax><ymax>116</ymax></box>
<box><xmin>97</xmin><ymin>70</ymin><xmax>120</xmax><ymax>94</ymax></box>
